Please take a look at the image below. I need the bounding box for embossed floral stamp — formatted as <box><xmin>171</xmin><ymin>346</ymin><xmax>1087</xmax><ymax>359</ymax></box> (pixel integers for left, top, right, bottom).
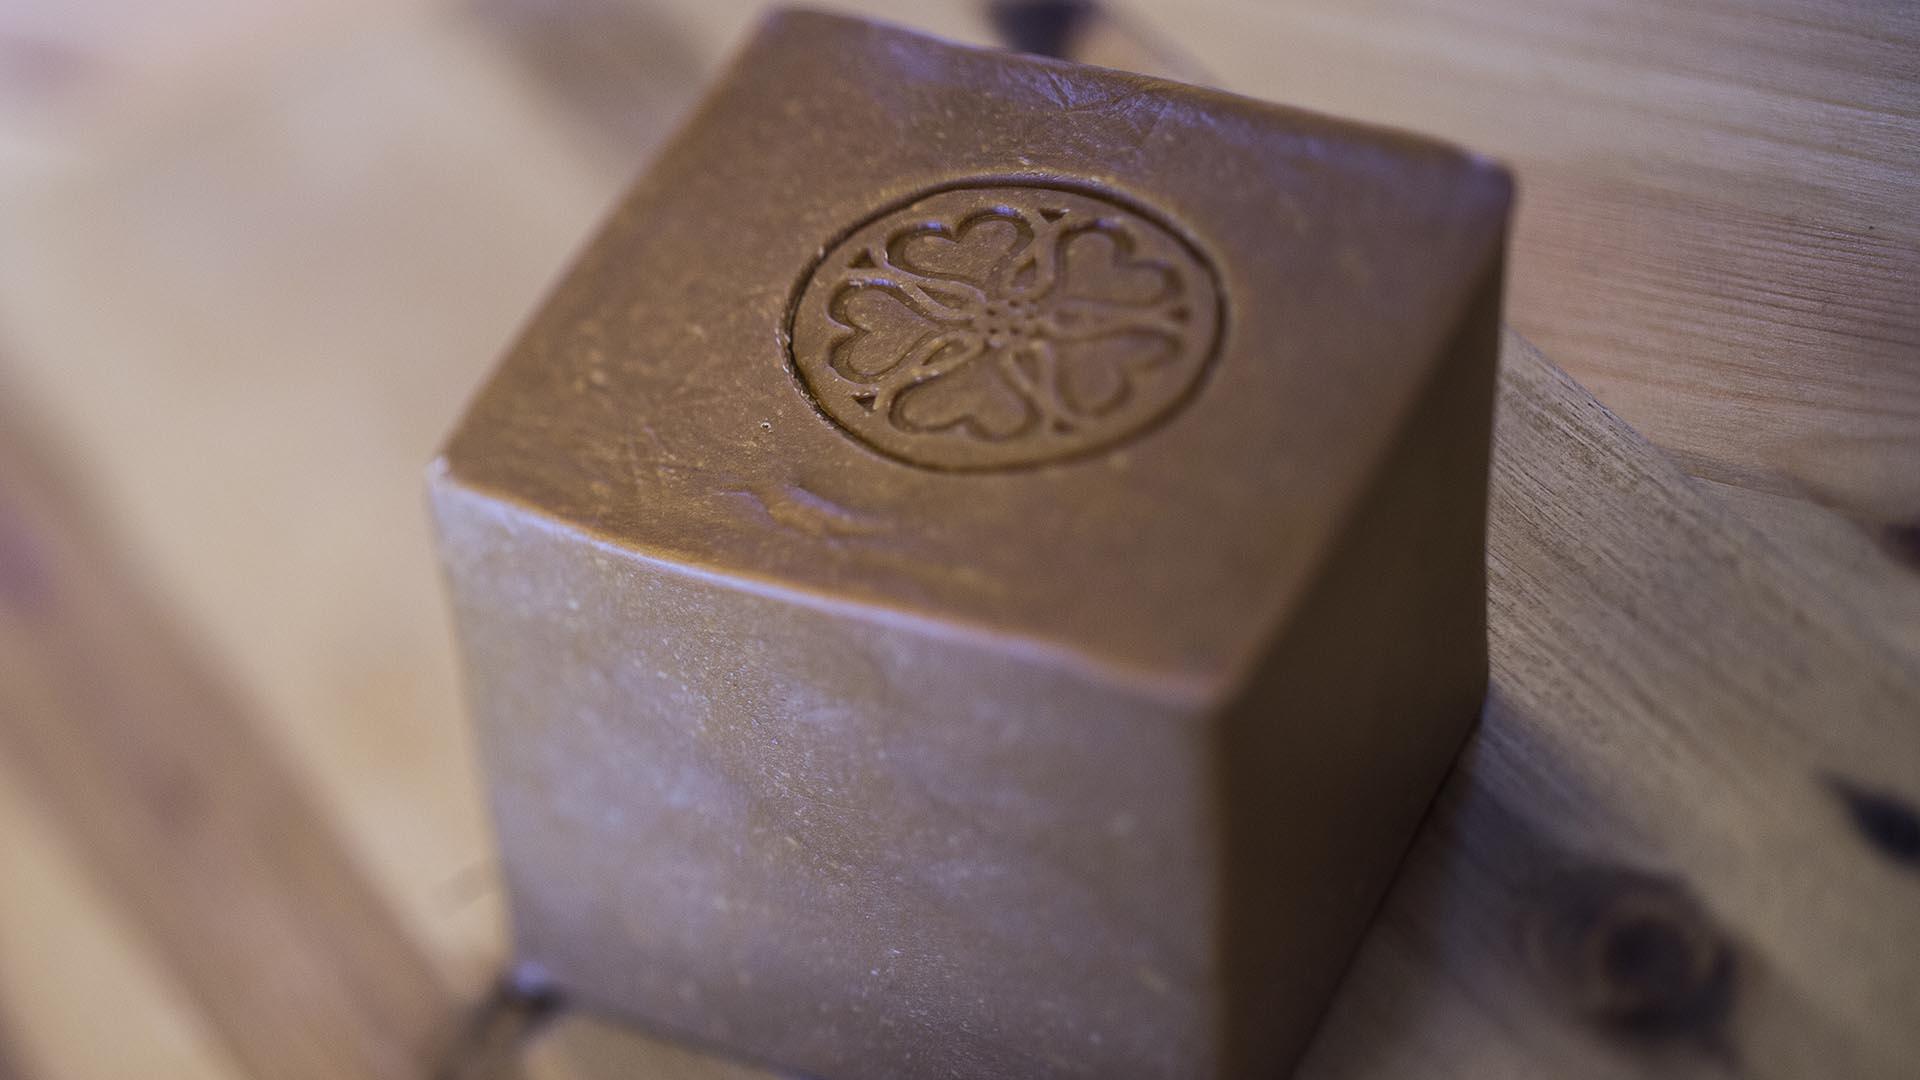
<box><xmin>789</xmin><ymin>184</ymin><xmax>1221</xmax><ymax>470</ymax></box>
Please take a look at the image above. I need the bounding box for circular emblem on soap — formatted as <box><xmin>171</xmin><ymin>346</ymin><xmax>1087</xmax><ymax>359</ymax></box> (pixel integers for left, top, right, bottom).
<box><xmin>789</xmin><ymin>184</ymin><xmax>1221</xmax><ymax>470</ymax></box>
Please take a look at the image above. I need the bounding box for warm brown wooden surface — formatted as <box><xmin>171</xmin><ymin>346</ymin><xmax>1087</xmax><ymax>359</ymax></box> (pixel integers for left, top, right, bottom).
<box><xmin>0</xmin><ymin>411</ymin><xmax>459</xmax><ymax>1078</ymax></box>
<box><xmin>0</xmin><ymin>760</ymin><xmax>247</xmax><ymax>1080</ymax></box>
<box><xmin>1</xmin><ymin>0</ymin><xmax>1916</xmax><ymax>1076</ymax></box>
<box><xmin>1307</xmin><ymin>333</ymin><xmax>1920</xmax><ymax>1079</ymax></box>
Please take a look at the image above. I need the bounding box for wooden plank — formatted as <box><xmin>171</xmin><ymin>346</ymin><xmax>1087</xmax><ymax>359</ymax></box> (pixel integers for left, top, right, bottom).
<box><xmin>0</xmin><ymin>409</ymin><xmax>462</xmax><ymax>1080</ymax></box>
<box><xmin>0</xmin><ymin>6</ymin><xmax>610</xmax><ymax>1005</ymax></box>
<box><xmin>1</xmin><ymin>1</ymin><xmax>1914</xmax><ymax>1075</ymax></box>
<box><xmin>1297</xmin><ymin>332</ymin><xmax>1920</xmax><ymax>1079</ymax></box>
<box><xmin>0</xmin><ymin>759</ymin><xmax>247</xmax><ymax>1080</ymax></box>
<box><xmin>0</xmin><ymin>1018</ymin><xmax>27</xmax><ymax>1080</ymax></box>
<box><xmin>1693</xmin><ymin>476</ymin><xmax>1920</xmax><ymax>663</ymax></box>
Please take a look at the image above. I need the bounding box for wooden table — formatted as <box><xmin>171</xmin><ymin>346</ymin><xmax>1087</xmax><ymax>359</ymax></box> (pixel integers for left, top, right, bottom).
<box><xmin>1</xmin><ymin>1</ymin><xmax>1915</xmax><ymax>1077</ymax></box>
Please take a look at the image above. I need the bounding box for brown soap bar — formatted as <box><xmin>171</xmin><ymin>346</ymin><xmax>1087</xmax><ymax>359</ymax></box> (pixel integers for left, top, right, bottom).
<box><xmin>432</xmin><ymin>10</ymin><xmax>1510</xmax><ymax>1079</ymax></box>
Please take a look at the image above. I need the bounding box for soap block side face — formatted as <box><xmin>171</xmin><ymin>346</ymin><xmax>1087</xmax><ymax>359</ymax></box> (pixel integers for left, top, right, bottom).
<box><xmin>1217</xmin><ymin>262</ymin><xmax>1505</xmax><ymax>1074</ymax></box>
<box><xmin>430</xmin><ymin>478</ymin><xmax>1225</xmax><ymax>1079</ymax></box>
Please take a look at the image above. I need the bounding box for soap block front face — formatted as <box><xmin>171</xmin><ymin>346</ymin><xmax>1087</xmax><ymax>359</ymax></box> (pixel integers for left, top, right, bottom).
<box><xmin>432</xmin><ymin>10</ymin><xmax>1509</xmax><ymax>1080</ymax></box>
<box><xmin>434</xmin><ymin>485</ymin><xmax>1220</xmax><ymax>1076</ymax></box>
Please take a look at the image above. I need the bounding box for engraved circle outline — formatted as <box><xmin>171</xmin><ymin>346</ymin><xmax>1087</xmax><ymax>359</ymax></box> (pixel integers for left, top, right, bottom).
<box><xmin>783</xmin><ymin>179</ymin><xmax>1227</xmax><ymax>472</ymax></box>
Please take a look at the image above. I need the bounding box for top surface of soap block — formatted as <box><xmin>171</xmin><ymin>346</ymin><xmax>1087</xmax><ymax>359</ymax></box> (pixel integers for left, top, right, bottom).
<box><xmin>441</xmin><ymin>9</ymin><xmax>1510</xmax><ymax>696</ymax></box>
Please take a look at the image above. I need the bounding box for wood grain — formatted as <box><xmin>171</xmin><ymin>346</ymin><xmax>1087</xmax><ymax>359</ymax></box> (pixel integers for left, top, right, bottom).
<box><xmin>0</xmin><ymin>409</ymin><xmax>461</xmax><ymax>1080</ymax></box>
<box><xmin>0</xmin><ymin>0</ymin><xmax>1915</xmax><ymax>1075</ymax></box>
<box><xmin>0</xmin><ymin>1016</ymin><xmax>25</xmax><ymax>1080</ymax></box>
<box><xmin>0</xmin><ymin>755</ymin><xmax>249</xmax><ymax>1080</ymax></box>
<box><xmin>1298</xmin><ymin>331</ymin><xmax>1920</xmax><ymax>1079</ymax></box>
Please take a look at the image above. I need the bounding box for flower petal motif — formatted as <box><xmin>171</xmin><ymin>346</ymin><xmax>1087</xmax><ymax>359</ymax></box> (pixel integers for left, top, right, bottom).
<box><xmin>864</xmin><ymin>218</ymin><xmax>1191</xmax><ymax>437</ymax></box>
<box><xmin>789</xmin><ymin>185</ymin><xmax>1219</xmax><ymax>469</ymax></box>
<box><xmin>1057</xmin><ymin>227</ymin><xmax>1177</xmax><ymax>305</ymax></box>
<box><xmin>892</xmin><ymin>346</ymin><xmax>1037</xmax><ymax>441</ymax></box>
<box><xmin>888</xmin><ymin>210</ymin><xmax>1034</xmax><ymax>289</ymax></box>
<box><xmin>826</xmin><ymin>285</ymin><xmax>947</xmax><ymax>381</ymax></box>
<box><xmin>1051</xmin><ymin>332</ymin><xmax>1178</xmax><ymax>418</ymax></box>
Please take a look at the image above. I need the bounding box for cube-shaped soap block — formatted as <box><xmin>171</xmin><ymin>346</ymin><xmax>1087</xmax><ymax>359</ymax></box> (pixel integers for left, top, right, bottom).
<box><xmin>432</xmin><ymin>10</ymin><xmax>1509</xmax><ymax>1079</ymax></box>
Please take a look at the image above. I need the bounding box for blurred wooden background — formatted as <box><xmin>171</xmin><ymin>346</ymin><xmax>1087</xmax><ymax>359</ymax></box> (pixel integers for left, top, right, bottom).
<box><xmin>1</xmin><ymin>1</ymin><xmax>1916</xmax><ymax>1077</ymax></box>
